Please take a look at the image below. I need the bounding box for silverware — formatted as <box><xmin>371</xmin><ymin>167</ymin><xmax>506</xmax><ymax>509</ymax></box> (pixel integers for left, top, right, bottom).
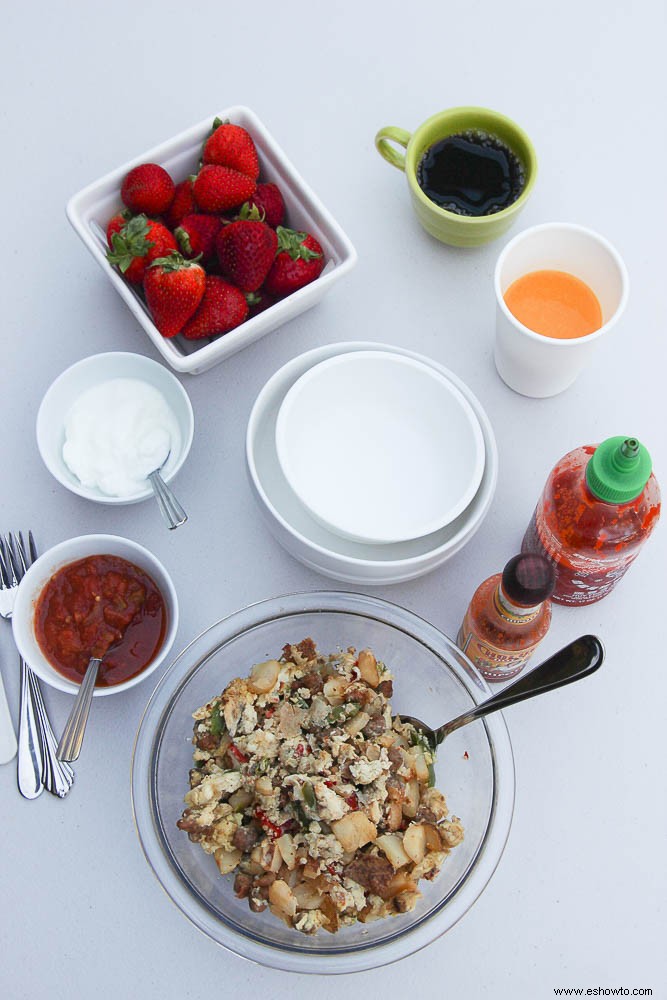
<box><xmin>0</xmin><ymin>532</ymin><xmax>74</xmax><ymax>797</ymax></box>
<box><xmin>398</xmin><ymin>635</ymin><xmax>605</xmax><ymax>751</ymax></box>
<box><xmin>57</xmin><ymin>655</ymin><xmax>102</xmax><ymax>762</ymax></box>
<box><xmin>148</xmin><ymin>452</ymin><xmax>187</xmax><ymax>531</ymax></box>
<box><xmin>0</xmin><ymin>655</ymin><xmax>16</xmax><ymax>765</ymax></box>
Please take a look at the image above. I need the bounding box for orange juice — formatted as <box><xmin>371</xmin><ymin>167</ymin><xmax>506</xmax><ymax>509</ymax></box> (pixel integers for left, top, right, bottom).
<box><xmin>504</xmin><ymin>269</ymin><xmax>602</xmax><ymax>340</ymax></box>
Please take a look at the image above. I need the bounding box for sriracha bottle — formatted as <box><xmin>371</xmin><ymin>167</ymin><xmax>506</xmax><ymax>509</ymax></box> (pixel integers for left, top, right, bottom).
<box><xmin>521</xmin><ymin>437</ymin><xmax>661</xmax><ymax>606</ymax></box>
<box><xmin>457</xmin><ymin>553</ymin><xmax>555</xmax><ymax>682</ymax></box>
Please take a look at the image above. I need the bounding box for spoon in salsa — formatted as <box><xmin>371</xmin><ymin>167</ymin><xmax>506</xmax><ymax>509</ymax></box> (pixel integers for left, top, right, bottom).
<box><xmin>57</xmin><ymin>642</ymin><xmax>119</xmax><ymax>762</ymax></box>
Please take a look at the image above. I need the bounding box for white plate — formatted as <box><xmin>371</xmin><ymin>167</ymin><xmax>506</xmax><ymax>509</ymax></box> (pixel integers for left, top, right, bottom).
<box><xmin>246</xmin><ymin>342</ymin><xmax>498</xmax><ymax>584</ymax></box>
<box><xmin>275</xmin><ymin>351</ymin><xmax>485</xmax><ymax>544</ymax></box>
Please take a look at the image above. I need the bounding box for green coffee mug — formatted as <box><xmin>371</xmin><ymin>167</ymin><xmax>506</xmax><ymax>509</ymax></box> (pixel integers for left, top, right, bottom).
<box><xmin>375</xmin><ymin>107</ymin><xmax>537</xmax><ymax>248</ymax></box>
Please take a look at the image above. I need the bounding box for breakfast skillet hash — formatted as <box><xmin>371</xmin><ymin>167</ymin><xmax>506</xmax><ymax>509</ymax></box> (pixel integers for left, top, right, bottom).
<box><xmin>177</xmin><ymin>639</ymin><xmax>463</xmax><ymax>934</ymax></box>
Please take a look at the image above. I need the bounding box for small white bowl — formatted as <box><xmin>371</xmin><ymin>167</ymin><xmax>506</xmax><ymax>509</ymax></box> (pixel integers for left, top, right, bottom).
<box><xmin>36</xmin><ymin>352</ymin><xmax>194</xmax><ymax>505</ymax></box>
<box><xmin>275</xmin><ymin>351</ymin><xmax>485</xmax><ymax>544</ymax></box>
<box><xmin>12</xmin><ymin>534</ymin><xmax>179</xmax><ymax>696</ymax></box>
<box><xmin>66</xmin><ymin>106</ymin><xmax>357</xmax><ymax>375</ymax></box>
<box><xmin>246</xmin><ymin>342</ymin><xmax>498</xmax><ymax>584</ymax></box>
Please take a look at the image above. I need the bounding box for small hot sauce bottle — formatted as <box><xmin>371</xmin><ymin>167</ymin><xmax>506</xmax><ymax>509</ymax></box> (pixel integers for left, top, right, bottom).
<box><xmin>521</xmin><ymin>437</ymin><xmax>661</xmax><ymax>606</ymax></box>
<box><xmin>457</xmin><ymin>554</ymin><xmax>555</xmax><ymax>682</ymax></box>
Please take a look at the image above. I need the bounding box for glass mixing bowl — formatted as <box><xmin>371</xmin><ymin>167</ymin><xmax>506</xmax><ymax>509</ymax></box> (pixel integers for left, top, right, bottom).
<box><xmin>131</xmin><ymin>592</ymin><xmax>515</xmax><ymax>974</ymax></box>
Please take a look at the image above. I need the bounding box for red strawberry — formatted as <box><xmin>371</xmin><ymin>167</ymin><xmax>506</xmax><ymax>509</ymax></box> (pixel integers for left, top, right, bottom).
<box><xmin>106</xmin><ymin>214</ymin><xmax>177</xmax><ymax>284</ymax></box>
<box><xmin>175</xmin><ymin>214</ymin><xmax>222</xmax><ymax>265</ymax></box>
<box><xmin>264</xmin><ymin>227</ymin><xmax>325</xmax><ymax>298</ymax></box>
<box><xmin>239</xmin><ymin>183</ymin><xmax>285</xmax><ymax>228</ymax></box>
<box><xmin>193</xmin><ymin>165</ymin><xmax>256</xmax><ymax>213</ymax></box>
<box><xmin>164</xmin><ymin>176</ymin><xmax>197</xmax><ymax>228</ymax></box>
<box><xmin>202</xmin><ymin>118</ymin><xmax>260</xmax><ymax>179</ymax></box>
<box><xmin>181</xmin><ymin>276</ymin><xmax>249</xmax><ymax>339</ymax></box>
<box><xmin>143</xmin><ymin>252</ymin><xmax>206</xmax><ymax>338</ymax></box>
<box><xmin>245</xmin><ymin>288</ymin><xmax>275</xmax><ymax>318</ymax></box>
<box><xmin>121</xmin><ymin>163</ymin><xmax>175</xmax><ymax>215</ymax></box>
<box><xmin>106</xmin><ymin>209</ymin><xmax>132</xmax><ymax>245</ymax></box>
<box><xmin>215</xmin><ymin>219</ymin><xmax>278</xmax><ymax>292</ymax></box>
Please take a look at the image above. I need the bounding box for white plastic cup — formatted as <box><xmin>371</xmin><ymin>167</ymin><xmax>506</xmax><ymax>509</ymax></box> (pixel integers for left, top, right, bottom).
<box><xmin>493</xmin><ymin>223</ymin><xmax>629</xmax><ymax>397</ymax></box>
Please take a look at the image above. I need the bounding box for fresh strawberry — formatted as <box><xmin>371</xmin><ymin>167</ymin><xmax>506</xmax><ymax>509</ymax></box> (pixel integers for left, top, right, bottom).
<box><xmin>202</xmin><ymin>118</ymin><xmax>260</xmax><ymax>179</ymax></box>
<box><xmin>181</xmin><ymin>276</ymin><xmax>249</xmax><ymax>339</ymax></box>
<box><xmin>121</xmin><ymin>163</ymin><xmax>175</xmax><ymax>215</ymax></box>
<box><xmin>164</xmin><ymin>176</ymin><xmax>197</xmax><ymax>228</ymax></box>
<box><xmin>245</xmin><ymin>288</ymin><xmax>275</xmax><ymax>318</ymax></box>
<box><xmin>264</xmin><ymin>227</ymin><xmax>325</xmax><ymax>298</ymax></box>
<box><xmin>215</xmin><ymin>219</ymin><xmax>278</xmax><ymax>292</ymax></box>
<box><xmin>143</xmin><ymin>252</ymin><xmax>206</xmax><ymax>338</ymax></box>
<box><xmin>106</xmin><ymin>209</ymin><xmax>132</xmax><ymax>245</ymax></box>
<box><xmin>106</xmin><ymin>214</ymin><xmax>177</xmax><ymax>284</ymax></box>
<box><xmin>239</xmin><ymin>183</ymin><xmax>285</xmax><ymax>228</ymax></box>
<box><xmin>193</xmin><ymin>165</ymin><xmax>256</xmax><ymax>213</ymax></box>
<box><xmin>175</xmin><ymin>214</ymin><xmax>222</xmax><ymax>266</ymax></box>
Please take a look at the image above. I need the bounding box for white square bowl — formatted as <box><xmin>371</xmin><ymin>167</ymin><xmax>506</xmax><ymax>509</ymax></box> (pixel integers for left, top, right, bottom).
<box><xmin>66</xmin><ymin>106</ymin><xmax>358</xmax><ymax>375</ymax></box>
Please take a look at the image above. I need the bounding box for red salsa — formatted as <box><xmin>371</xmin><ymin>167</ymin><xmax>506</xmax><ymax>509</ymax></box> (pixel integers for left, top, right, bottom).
<box><xmin>34</xmin><ymin>554</ymin><xmax>167</xmax><ymax>687</ymax></box>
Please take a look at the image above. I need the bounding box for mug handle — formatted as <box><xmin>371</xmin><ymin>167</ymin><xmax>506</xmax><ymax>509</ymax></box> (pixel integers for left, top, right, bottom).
<box><xmin>375</xmin><ymin>127</ymin><xmax>412</xmax><ymax>171</ymax></box>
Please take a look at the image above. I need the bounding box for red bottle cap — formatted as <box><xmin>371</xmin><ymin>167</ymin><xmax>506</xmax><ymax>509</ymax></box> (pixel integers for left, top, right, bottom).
<box><xmin>502</xmin><ymin>553</ymin><xmax>555</xmax><ymax>607</ymax></box>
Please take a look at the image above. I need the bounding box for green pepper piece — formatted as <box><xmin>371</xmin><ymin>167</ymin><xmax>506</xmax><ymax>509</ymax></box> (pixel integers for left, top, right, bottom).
<box><xmin>210</xmin><ymin>703</ymin><xmax>224</xmax><ymax>736</ymax></box>
<box><xmin>302</xmin><ymin>781</ymin><xmax>316</xmax><ymax>808</ymax></box>
<box><xmin>293</xmin><ymin>802</ymin><xmax>309</xmax><ymax>827</ymax></box>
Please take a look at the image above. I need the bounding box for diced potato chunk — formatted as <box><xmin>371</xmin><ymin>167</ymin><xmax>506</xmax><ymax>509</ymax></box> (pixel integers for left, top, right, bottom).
<box><xmin>292</xmin><ymin>882</ymin><xmax>324</xmax><ymax>910</ymax></box>
<box><xmin>402</xmin><ymin>778</ymin><xmax>420</xmax><ymax>818</ymax></box>
<box><xmin>386</xmin><ymin>800</ymin><xmax>403</xmax><ymax>831</ymax></box>
<box><xmin>269</xmin><ymin>879</ymin><xmax>297</xmax><ymax>918</ymax></box>
<box><xmin>248</xmin><ymin>659</ymin><xmax>280</xmax><ymax>694</ymax></box>
<box><xmin>276</xmin><ymin>833</ymin><xmax>297</xmax><ymax>870</ymax></box>
<box><xmin>323</xmin><ymin>676</ymin><xmax>349</xmax><ymax>705</ymax></box>
<box><xmin>254</xmin><ymin>775</ymin><xmax>273</xmax><ymax>796</ymax></box>
<box><xmin>228</xmin><ymin>788</ymin><xmax>254</xmax><ymax>811</ymax></box>
<box><xmin>331</xmin><ymin>812</ymin><xmax>377</xmax><ymax>853</ymax></box>
<box><xmin>384</xmin><ymin>873</ymin><xmax>418</xmax><ymax>898</ymax></box>
<box><xmin>213</xmin><ymin>848</ymin><xmax>242</xmax><ymax>875</ymax></box>
<box><xmin>357</xmin><ymin>649</ymin><xmax>380</xmax><ymax>687</ymax></box>
<box><xmin>344</xmin><ymin>711</ymin><xmax>370</xmax><ymax>737</ymax></box>
<box><xmin>413</xmin><ymin>751</ymin><xmax>430</xmax><ymax>785</ymax></box>
<box><xmin>423</xmin><ymin>824</ymin><xmax>443</xmax><ymax>852</ymax></box>
<box><xmin>402</xmin><ymin>823</ymin><xmax>426</xmax><ymax>864</ymax></box>
<box><xmin>375</xmin><ymin>833</ymin><xmax>411</xmax><ymax>870</ymax></box>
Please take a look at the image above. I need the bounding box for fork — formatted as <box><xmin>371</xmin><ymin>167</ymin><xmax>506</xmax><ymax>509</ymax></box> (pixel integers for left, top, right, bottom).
<box><xmin>0</xmin><ymin>533</ymin><xmax>74</xmax><ymax>798</ymax></box>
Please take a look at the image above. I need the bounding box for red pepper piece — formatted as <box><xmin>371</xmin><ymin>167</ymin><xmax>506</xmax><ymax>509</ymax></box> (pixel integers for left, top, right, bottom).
<box><xmin>254</xmin><ymin>808</ymin><xmax>282</xmax><ymax>839</ymax></box>
<box><xmin>228</xmin><ymin>742</ymin><xmax>248</xmax><ymax>763</ymax></box>
<box><xmin>345</xmin><ymin>793</ymin><xmax>359</xmax><ymax>810</ymax></box>
<box><xmin>323</xmin><ymin>780</ymin><xmax>336</xmax><ymax>788</ymax></box>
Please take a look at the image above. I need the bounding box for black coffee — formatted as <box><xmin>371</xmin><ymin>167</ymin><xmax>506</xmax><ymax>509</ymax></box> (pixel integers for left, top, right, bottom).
<box><xmin>417</xmin><ymin>130</ymin><xmax>525</xmax><ymax>217</ymax></box>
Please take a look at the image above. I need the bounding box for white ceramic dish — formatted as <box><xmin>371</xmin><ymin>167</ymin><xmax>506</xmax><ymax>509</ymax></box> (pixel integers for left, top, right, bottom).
<box><xmin>12</xmin><ymin>534</ymin><xmax>179</xmax><ymax>696</ymax></box>
<box><xmin>66</xmin><ymin>106</ymin><xmax>357</xmax><ymax>375</ymax></box>
<box><xmin>36</xmin><ymin>352</ymin><xmax>194</xmax><ymax>505</ymax></box>
<box><xmin>246</xmin><ymin>342</ymin><xmax>498</xmax><ymax>584</ymax></box>
<box><xmin>275</xmin><ymin>351</ymin><xmax>485</xmax><ymax>544</ymax></box>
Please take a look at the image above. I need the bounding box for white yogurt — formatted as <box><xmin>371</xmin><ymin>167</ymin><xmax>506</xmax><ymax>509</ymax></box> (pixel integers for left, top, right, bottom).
<box><xmin>62</xmin><ymin>378</ymin><xmax>181</xmax><ymax>497</ymax></box>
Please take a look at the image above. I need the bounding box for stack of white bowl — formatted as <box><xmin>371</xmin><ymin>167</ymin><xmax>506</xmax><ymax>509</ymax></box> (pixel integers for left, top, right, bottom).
<box><xmin>246</xmin><ymin>343</ymin><xmax>497</xmax><ymax>584</ymax></box>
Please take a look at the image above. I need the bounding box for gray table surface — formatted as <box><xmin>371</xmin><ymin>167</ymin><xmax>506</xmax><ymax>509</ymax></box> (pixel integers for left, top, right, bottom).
<box><xmin>1</xmin><ymin>2</ymin><xmax>666</xmax><ymax>998</ymax></box>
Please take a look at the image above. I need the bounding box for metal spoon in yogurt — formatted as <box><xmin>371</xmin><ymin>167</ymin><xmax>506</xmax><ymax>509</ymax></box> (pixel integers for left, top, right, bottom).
<box><xmin>148</xmin><ymin>451</ymin><xmax>188</xmax><ymax>530</ymax></box>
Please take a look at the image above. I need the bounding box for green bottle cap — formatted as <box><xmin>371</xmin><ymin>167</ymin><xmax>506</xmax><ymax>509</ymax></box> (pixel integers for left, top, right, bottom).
<box><xmin>586</xmin><ymin>436</ymin><xmax>653</xmax><ymax>503</ymax></box>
